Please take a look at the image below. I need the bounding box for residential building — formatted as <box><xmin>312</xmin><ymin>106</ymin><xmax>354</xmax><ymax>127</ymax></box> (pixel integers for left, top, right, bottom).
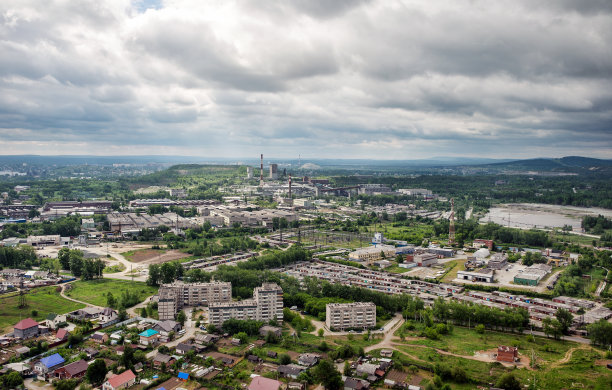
<box><xmin>249</xmin><ymin>376</ymin><xmax>282</xmax><ymax>390</ymax></box>
<box><xmin>34</xmin><ymin>353</ymin><xmax>65</xmax><ymax>377</ymax></box>
<box><xmin>153</xmin><ymin>353</ymin><xmax>175</xmax><ymax>368</ymax></box>
<box><xmin>326</xmin><ymin>302</ymin><xmax>376</xmax><ymax>331</ymax></box>
<box><xmin>54</xmin><ymin>359</ymin><xmax>88</xmax><ymax>380</ymax></box>
<box><xmin>209</xmin><ymin>283</ymin><xmax>283</xmax><ymax>327</ymax></box>
<box><xmin>55</xmin><ymin>328</ymin><xmax>69</xmax><ymax>342</ymax></box>
<box><xmin>348</xmin><ymin>245</ymin><xmax>396</xmax><ymax>262</ymax></box>
<box><xmin>298</xmin><ymin>353</ymin><xmax>320</xmax><ymax>367</ymax></box>
<box><xmin>103</xmin><ymin>370</ymin><xmax>136</xmax><ymax>390</ymax></box>
<box><xmin>14</xmin><ymin>318</ymin><xmax>39</xmax><ymax>339</ymax></box>
<box><xmin>158</xmin><ymin>281</ymin><xmax>232</xmax><ymax>320</ymax></box>
<box><xmin>138</xmin><ymin>329</ymin><xmax>160</xmax><ymax>346</ymax></box>
<box><xmin>153</xmin><ymin>319</ymin><xmax>181</xmax><ymax>335</ymax></box>
<box><xmin>91</xmin><ymin>332</ymin><xmax>109</xmax><ymax>344</ymax></box>
<box><xmin>278</xmin><ymin>364</ymin><xmax>306</xmax><ymax>379</ymax></box>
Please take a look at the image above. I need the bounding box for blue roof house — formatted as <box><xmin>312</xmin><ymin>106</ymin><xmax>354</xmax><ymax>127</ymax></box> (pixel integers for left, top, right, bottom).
<box><xmin>35</xmin><ymin>353</ymin><xmax>65</xmax><ymax>376</ymax></box>
<box><xmin>139</xmin><ymin>329</ymin><xmax>160</xmax><ymax>346</ymax></box>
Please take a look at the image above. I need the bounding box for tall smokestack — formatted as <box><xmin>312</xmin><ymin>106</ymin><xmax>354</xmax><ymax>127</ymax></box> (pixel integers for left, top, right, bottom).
<box><xmin>288</xmin><ymin>174</ymin><xmax>292</xmax><ymax>199</ymax></box>
<box><xmin>260</xmin><ymin>154</ymin><xmax>264</xmax><ymax>187</ymax></box>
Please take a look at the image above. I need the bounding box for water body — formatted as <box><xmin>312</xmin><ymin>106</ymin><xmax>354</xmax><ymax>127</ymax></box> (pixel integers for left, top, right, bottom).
<box><xmin>480</xmin><ymin>203</ymin><xmax>612</xmax><ymax>231</ymax></box>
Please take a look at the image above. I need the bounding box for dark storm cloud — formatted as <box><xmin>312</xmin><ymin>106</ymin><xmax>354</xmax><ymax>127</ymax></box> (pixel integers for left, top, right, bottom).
<box><xmin>0</xmin><ymin>0</ymin><xmax>610</xmax><ymax>158</ymax></box>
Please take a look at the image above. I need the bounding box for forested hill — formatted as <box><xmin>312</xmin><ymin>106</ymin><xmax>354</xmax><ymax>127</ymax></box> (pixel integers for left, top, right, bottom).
<box><xmin>478</xmin><ymin>156</ymin><xmax>612</xmax><ymax>175</ymax></box>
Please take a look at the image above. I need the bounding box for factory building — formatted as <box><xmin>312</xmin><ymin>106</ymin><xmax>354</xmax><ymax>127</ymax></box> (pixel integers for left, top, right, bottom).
<box><xmin>326</xmin><ymin>302</ymin><xmax>376</xmax><ymax>331</ymax></box>
<box><xmin>348</xmin><ymin>245</ymin><xmax>397</xmax><ymax>262</ymax></box>
<box><xmin>269</xmin><ymin>164</ymin><xmax>278</xmax><ymax>180</ymax></box>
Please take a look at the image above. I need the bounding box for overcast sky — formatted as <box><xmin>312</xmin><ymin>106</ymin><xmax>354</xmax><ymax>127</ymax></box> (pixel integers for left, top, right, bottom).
<box><xmin>1</xmin><ymin>0</ymin><xmax>611</xmax><ymax>160</ymax></box>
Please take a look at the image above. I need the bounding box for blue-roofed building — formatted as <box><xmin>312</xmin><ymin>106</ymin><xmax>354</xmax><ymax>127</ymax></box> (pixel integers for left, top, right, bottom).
<box><xmin>178</xmin><ymin>372</ymin><xmax>189</xmax><ymax>381</ymax></box>
<box><xmin>139</xmin><ymin>329</ymin><xmax>160</xmax><ymax>346</ymax></box>
<box><xmin>34</xmin><ymin>353</ymin><xmax>65</xmax><ymax>377</ymax></box>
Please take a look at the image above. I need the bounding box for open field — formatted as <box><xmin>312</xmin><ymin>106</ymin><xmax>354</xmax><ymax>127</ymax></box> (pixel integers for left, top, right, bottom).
<box><xmin>66</xmin><ymin>279</ymin><xmax>158</xmax><ymax>307</ymax></box>
<box><xmin>391</xmin><ymin>322</ymin><xmax>611</xmax><ymax>389</ymax></box>
<box><xmin>0</xmin><ymin>286</ymin><xmax>84</xmax><ymax>333</ymax></box>
<box><xmin>122</xmin><ymin>248</ymin><xmax>191</xmax><ymax>264</ymax></box>
<box><xmin>439</xmin><ymin>259</ymin><xmax>466</xmax><ymax>283</ymax></box>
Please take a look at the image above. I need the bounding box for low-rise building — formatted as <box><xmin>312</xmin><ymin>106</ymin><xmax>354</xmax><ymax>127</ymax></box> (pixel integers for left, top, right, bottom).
<box><xmin>34</xmin><ymin>353</ymin><xmax>65</xmax><ymax>377</ymax></box>
<box><xmin>138</xmin><ymin>329</ymin><xmax>160</xmax><ymax>346</ymax></box>
<box><xmin>326</xmin><ymin>302</ymin><xmax>376</xmax><ymax>331</ymax></box>
<box><xmin>497</xmin><ymin>346</ymin><xmax>518</xmax><ymax>362</ymax></box>
<box><xmin>457</xmin><ymin>269</ymin><xmax>495</xmax><ymax>283</ymax></box>
<box><xmin>54</xmin><ymin>359</ymin><xmax>88</xmax><ymax>380</ymax></box>
<box><xmin>249</xmin><ymin>376</ymin><xmax>282</xmax><ymax>390</ymax></box>
<box><xmin>514</xmin><ymin>264</ymin><xmax>551</xmax><ymax>286</ymax></box>
<box><xmin>103</xmin><ymin>369</ymin><xmax>136</xmax><ymax>390</ymax></box>
<box><xmin>14</xmin><ymin>318</ymin><xmax>39</xmax><ymax>339</ymax></box>
<box><xmin>414</xmin><ymin>253</ymin><xmax>437</xmax><ymax>267</ymax></box>
<box><xmin>348</xmin><ymin>245</ymin><xmax>396</xmax><ymax>262</ymax></box>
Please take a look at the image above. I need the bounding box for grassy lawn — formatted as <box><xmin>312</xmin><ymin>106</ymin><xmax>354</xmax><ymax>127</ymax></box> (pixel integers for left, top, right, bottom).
<box><xmin>0</xmin><ymin>286</ymin><xmax>85</xmax><ymax>333</ymax></box>
<box><xmin>440</xmin><ymin>259</ymin><xmax>466</xmax><ymax>283</ymax></box>
<box><xmin>392</xmin><ymin>322</ymin><xmax>610</xmax><ymax>389</ymax></box>
<box><xmin>66</xmin><ymin>278</ymin><xmax>158</xmax><ymax>307</ymax></box>
<box><xmin>103</xmin><ymin>263</ymin><xmax>126</xmax><ymax>273</ymax></box>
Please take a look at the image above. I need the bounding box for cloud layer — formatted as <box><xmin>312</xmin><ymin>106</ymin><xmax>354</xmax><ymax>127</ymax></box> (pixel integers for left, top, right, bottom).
<box><xmin>1</xmin><ymin>0</ymin><xmax>611</xmax><ymax>159</ymax></box>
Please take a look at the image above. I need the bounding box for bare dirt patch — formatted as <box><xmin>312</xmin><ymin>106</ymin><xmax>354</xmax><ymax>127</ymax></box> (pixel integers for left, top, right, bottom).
<box><xmin>127</xmin><ymin>249</ymin><xmax>190</xmax><ymax>264</ymax></box>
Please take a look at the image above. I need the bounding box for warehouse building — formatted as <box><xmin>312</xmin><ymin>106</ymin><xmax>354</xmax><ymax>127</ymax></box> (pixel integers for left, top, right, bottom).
<box><xmin>514</xmin><ymin>264</ymin><xmax>551</xmax><ymax>286</ymax></box>
<box><xmin>348</xmin><ymin>245</ymin><xmax>396</xmax><ymax>262</ymax></box>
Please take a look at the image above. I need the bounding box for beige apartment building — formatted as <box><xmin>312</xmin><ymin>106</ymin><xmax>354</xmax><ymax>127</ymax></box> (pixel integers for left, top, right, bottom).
<box><xmin>158</xmin><ymin>281</ymin><xmax>232</xmax><ymax>320</ymax></box>
<box><xmin>325</xmin><ymin>302</ymin><xmax>376</xmax><ymax>331</ymax></box>
<box><xmin>209</xmin><ymin>283</ymin><xmax>283</xmax><ymax>327</ymax></box>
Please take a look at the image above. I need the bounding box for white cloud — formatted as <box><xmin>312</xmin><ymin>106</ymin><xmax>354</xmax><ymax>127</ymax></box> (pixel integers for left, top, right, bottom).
<box><xmin>0</xmin><ymin>0</ymin><xmax>610</xmax><ymax>159</ymax></box>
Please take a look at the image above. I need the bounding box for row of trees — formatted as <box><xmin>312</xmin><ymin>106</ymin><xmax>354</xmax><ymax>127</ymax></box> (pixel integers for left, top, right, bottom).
<box><xmin>58</xmin><ymin>248</ymin><xmax>105</xmax><ymax>280</ymax></box>
<box><xmin>147</xmin><ymin>261</ymin><xmax>184</xmax><ymax>286</ymax></box>
<box><xmin>0</xmin><ymin>245</ymin><xmax>37</xmax><ymax>268</ymax></box>
<box><xmin>431</xmin><ymin>298</ymin><xmax>529</xmax><ymax>331</ymax></box>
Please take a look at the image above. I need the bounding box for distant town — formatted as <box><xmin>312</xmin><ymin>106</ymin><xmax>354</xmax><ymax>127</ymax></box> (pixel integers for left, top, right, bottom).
<box><xmin>0</xmin><ymin>156</ymin><xmax>611</xmax><ymax>390</ymax></box>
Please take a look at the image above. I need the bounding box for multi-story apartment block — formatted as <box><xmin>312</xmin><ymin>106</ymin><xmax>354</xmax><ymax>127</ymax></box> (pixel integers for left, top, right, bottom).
<box><xmin>326</xmin><ymin>302</ymin><xmax>376</xmax><ymax>331</ymax></box>
<box><xmin>208</xmin><ymin>283</ymin><xmax>283</xmax><ymax>327</ymax></box>
<box><xmin>158</xmin><ymin>281</ymin><xmax>232</xmax><ymax>320</ymax></box>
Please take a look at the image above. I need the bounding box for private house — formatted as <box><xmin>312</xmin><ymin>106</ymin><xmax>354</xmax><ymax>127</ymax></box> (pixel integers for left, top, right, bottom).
<box><xmin>249</xmin><ymin>376</ymin><xmax>282</xmax><ymax>390</ymax></box>
<box><xmin>34</xmin><ymin>353</ymin><xmax>65</xmax><ymax>377</ymax></box>
<box><xmin>99</xmin><ymin>308</ymin><xmax>118</xmax><ymax>324</ymax></box>
<box><xmin>45</xmin><ymin>313</ymin><xmax>67</xmax><ymax>330</ymax></box>
<box><xmin>14</xmin><ymin>318</ymin><xmax>39</xmax><ymax>339</ymax></box>
<box><xmin>54</xmin><ymin>359</ymin><xmax>88</xmax><ymax>380</ymax></box>
<box><xmin>55</xmin><ymin>328</ymin><xmax>69</xmax><ymax>342</ymax></box>
<box><xmin>153</xmin><ymin>353</ymin><xmax>176</xmax><ymax>368</ymax></box>
<box><xmin>91</xmin><ymin>332</ymin><xmax>109</xmax><ymax>344</ymax></box>
<box><xmin>139</xmin><ymin>329</ymin><xmax>160</xmax><ymax>346</ymax></box>
<box><xmin>175</xmin><ymin>342</ymin><xmax>195</xmax><ymax>355</ymax></box>
<box><xmin>278</xmin><ymin>364</ymin><xmax>306</xmax><ymax>379</ymax></box>
<box><xmin>344</xmin><ymin>377</ymin><xmax>370</xmax><ymax>390</ymax></box>
<box><xmin>153</xmin><ymin>320</ymin><xmax>181</xmax><ymax>336</ymax></box>
<box><xmin>103</xmin><ymin>369</ymin><xmax>136</xmax><ymax>390</ymax></box>
<box><xmin>298</xmin><ymin>353</ymin><xmax>320</xmax><ymax>367</ymax></box>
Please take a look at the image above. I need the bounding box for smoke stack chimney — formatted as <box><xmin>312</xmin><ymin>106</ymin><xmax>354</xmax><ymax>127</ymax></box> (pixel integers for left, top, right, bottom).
<box><xmin>288</xmin><ymin>174</ymin><xmax>292</xmax><ymax>199</ymax></box>
<box><xmin>260</xmin><ymin>154</ymin><xmax>264</xmax><ymax>187</ymax></box>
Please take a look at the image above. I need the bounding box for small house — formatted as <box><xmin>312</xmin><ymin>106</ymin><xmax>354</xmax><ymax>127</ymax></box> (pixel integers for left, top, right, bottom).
<box><xmin>496</xmin><ymin>346</ymin><xmax>518</xmax><ymax>363</ymax></box>
<box><xmin>55</xmin><ymin>328</ymin><xmax>69</xmax><ymax>342</ymax></box>
<box><xmin>91</xmin><ymin>332</ymin><xmax>109</xmax><ymax>344</ymax></box>
<box><xmin>298</xmin><ymin>353</ymin><xmax>319</xmax><ymax>367</ymax></box>
<box><xmin>54</xmin><ymin>359</ymin><xmax>88</xmax><ymax>380</ymax></box>
<box><xmin>139</xmin><ymin>329</ymin><xmax>160</xmax><ymax>346</ymax></box>
<box><xmin>175</xmin><ymin>343</ymin><xmax>195</xmax><ymax>355</ymax></box>
<box><xmin>34</xmin><ymin>353</ymin><xmax>65</xmax><ymax>377</ymax></box>
<box><xmin>103</xmin><ymin>369</ymin><xmax>136</xmax><ymax>390</ymax></box>
<box><xmin>248</xmin><ymin>376</ymin><xmax>282</xmax><ymax>390</ymax></box>
<box><xmin>153</xmin><ymin>353</ymin><xmax>175</xmax><ymax>368</ymax></box>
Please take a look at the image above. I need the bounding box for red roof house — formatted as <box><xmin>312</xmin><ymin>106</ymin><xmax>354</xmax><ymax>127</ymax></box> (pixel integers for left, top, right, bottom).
<box><xmin>103</xmin><ymin>369</ymin><xmax>136</xmax><ymax>390</ymax></box>
<box><xmin>56</xmin><ymin>328</ymin><xmax>69</xmax><ymax>341</ymax></box>
<box><xmin>14</xmin><ymin>318</ymin><xmax>39</xmax><ymax>339</ymax></box>
<box><xmin>248</xmin><ymin>376</ymin><xmax>282</xmax><ymax>390</ymax></box>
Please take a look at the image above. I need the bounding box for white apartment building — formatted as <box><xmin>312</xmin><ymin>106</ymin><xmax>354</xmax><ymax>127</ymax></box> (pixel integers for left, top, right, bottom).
<box><xmin>326</xmin><ymin>302</ymin><xmax>376</xmax><ymax>331</ymax></box>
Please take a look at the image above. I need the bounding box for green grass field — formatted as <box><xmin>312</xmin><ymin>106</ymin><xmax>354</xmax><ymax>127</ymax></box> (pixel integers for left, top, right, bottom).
<box><xmin>66</xmin><ymin>279</ymin><xmax>157</xmax><ymax>307</ymax></box>
<box><xmin>0</xmin><ymin>286</ymin><xmax>85</xmax><ymax>333</ymax></box>
<box><xmin>393</xmin><ymin>322</ymin><xmax>611</xmax><ymax>389</ymax></box>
